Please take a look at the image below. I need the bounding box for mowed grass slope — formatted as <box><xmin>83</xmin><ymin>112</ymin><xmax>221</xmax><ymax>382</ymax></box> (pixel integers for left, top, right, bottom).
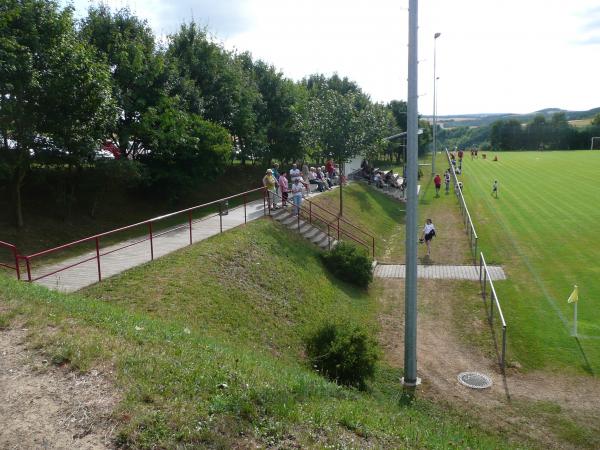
<box><xmin>0</xmin><ymin>219</ymin><xmax>514</xmax><ymax>448</ymax></box>
<box><xmin>460</xmin><ymin>150</ymin><xmax>600</xmax><ymax>373</ymax></box>
<box><xmin>311</xmin><ymin>175</ymin><xmax>472</xmax><ymax>264</ymax></box>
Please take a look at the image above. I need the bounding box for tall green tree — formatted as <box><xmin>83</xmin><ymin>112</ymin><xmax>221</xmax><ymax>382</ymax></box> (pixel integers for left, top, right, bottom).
<box><xmin>0</xmin><ymin>0</ymin><xmax>79</xmax><ymax>226</ymax></box>
<box><xmin>80</xmin><ymin>5</ymin><xmax>167</xmax><ymax>159</ymax></box>
<box><xmin>168</xmin><ymin>23</ymin><xmax>264</xmax><ymax>164</ymax></box>
<box><xmin>138</xmin><ymin>96</ymin><xmax>231</xmax><ymax>199</ymax></box>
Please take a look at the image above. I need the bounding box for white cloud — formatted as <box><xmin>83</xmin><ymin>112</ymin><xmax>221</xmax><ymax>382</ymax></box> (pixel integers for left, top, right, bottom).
<box><xmin>65</xmin><ymin>0</ymin><xmax>600</xmax><ymax>114</ymax></box>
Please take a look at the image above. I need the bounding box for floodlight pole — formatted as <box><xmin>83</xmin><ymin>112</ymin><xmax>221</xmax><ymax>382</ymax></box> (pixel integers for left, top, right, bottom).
<box><xmin>432</xmin><ymin>32</ymin><xmax>441</xmax><ymax>175</ymax></box>
<box><xmin>403</xmin><ymin>0</ymin><xmax>420</xmax><ymax>387</ymax></box>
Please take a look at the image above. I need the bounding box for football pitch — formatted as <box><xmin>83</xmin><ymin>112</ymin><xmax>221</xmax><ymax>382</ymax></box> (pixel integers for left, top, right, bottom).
<box><xmin>460</xmin><ymin>150</ymin><xmax>600</xmax><ymax>375</ymax></box>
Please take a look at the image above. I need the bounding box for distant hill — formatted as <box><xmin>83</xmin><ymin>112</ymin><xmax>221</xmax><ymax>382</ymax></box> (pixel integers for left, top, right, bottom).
<box><xmin>426</xmin><ymin>107</ymin><xmax>600</xmax><ymax>128</ymax></box>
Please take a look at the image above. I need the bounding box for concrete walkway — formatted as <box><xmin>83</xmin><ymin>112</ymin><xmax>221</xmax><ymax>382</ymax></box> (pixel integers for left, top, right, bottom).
<box><xmin>374</xmin><ymin>263</ymin><xmax>506</xmax><ymax>281</ymax></box>
<box><xmin>33</xmin><ymin>187</ymin><xmax>340</xmax><ymax>293</ymax></box>
<box><xmin>34</xmin><ymin>199</ymin><xmax>268</xmax><ymax>293</ymax></box>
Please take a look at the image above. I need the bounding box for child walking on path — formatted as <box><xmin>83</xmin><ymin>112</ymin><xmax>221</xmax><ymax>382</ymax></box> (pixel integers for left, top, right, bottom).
<box><xmin>420</xmin><ymin>219</ymin><xmax>436</xmax><ymax>257</ymax></box>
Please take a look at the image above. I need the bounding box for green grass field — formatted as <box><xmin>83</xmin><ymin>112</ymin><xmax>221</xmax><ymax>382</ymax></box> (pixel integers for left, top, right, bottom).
<box><xmin>459</xmin><ymin>150</ymin><xmax>600</xmax><ymax>374</ymax></box>
<box><xmin>0</xmin><ymin>219</ymin><xmax>516</xmax><ymax>448</ymax></box>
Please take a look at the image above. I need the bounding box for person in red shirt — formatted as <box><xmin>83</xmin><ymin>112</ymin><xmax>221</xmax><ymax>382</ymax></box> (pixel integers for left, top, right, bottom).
<box><xmin>325</xmin><ymin>158</ymin><xmax>335</xmax><ymax>179</ymax></box>
<box><xmin>458</xmin><ymin>149</ymin><xmax>464</xmax><ymax>161</ymax></box>
<box><xmin>434</xmin><ymin>173</ymin><xmax>442</xmax><ymax>197</ymax></box>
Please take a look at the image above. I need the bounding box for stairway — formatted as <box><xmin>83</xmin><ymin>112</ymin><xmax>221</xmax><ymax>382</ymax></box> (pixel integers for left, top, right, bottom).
<box><xmin>270</xmin><ymin>207</ymin><xmax>338</xmax><ymax>251</ymax></box>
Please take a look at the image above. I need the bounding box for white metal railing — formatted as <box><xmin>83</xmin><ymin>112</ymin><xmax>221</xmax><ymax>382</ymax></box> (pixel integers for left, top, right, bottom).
<box><xmin>445</xmin><ymin>148</ymin><xmax>507</xmax><ymax>372</ymax></box>
<box><xmin>479</xmin><ymin>252</ymin><xmax>507</xmax><ymax>371</ymax></box>
<box><xmin>445</xmin><ymin>149</ymin><xmax>478</xmax><ymax>261</ymax></box>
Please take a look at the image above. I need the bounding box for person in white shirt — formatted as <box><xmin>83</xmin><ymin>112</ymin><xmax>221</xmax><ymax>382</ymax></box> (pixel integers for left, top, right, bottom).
<box><xmin>290</xmin><ymin>163</ymin><xmax>301</xmax><ymax>182</ymax></box>
<box><xmin>291</xmin><ymin>178</ymin><xmax>304</xmax><ymax>215</ymax></box>
<box><xmin>420</xmin><ymin>218</ymin><xmax>436</xmax><ymax>257</ymax></box>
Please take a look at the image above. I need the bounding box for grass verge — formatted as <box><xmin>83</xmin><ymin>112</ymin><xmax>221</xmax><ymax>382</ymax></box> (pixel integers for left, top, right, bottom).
<box><xmin>0</xmin><ymin>218</ymin><xmax>515</xmax><ymax>448</ymax></box>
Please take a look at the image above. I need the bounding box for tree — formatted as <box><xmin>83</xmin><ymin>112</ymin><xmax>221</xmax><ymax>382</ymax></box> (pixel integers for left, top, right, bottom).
<box><xmin>138</xmin><ymin>97</ymin><xmax>232</xmax><ymax>199</ymax></box>
<box><xmin>591</xmin><ymin>113</ymin><xmax>600</xmax><ymax>127</ymax></box>
<box><xmin>239</xmin><ymin>55</ymin><xmax>303</xmax><ymax>164</ymax></box>
<box><xmin>80</xmin><ymin>5</ymin><xmax>167</xmax><ymax>159</ymax></box>
<box><xmin>38</xmin><ymin>34</ymin><xmax>116</xmax><ymax>218</ymax></box>
<box><xmin>0</xmin><ymin>0</ymin><xmax>76</xmax><ymax>226</ymax></box>
<box><xmin>168</xmin><ymin>23</ymin><xmax>265</xmax><ymax>164</ymax></box>
<box><xmin>490</xmin><ymin>119</ymin><xmax>523</xmax><ymax>150</ymax></box>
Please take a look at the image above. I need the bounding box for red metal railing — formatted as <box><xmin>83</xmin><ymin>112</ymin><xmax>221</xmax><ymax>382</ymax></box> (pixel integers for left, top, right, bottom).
<box><xmin>2</xmin><ymin>185</ymin><xmax>376</xmax><ymax>286</ymax></box>
<box><xmin>0</xmin><ymin>240</ymin><xmax>21</xmax><ymax>280</ymax></box>
<box><xmin>16</xmin><ymin>187</ymin><xmax>267</xmax><ymax>283</ymax></box>
<box><xmin>268</xmin><ymin>191</ymin><xmax>376</xmax><ymax>257</ymax></box>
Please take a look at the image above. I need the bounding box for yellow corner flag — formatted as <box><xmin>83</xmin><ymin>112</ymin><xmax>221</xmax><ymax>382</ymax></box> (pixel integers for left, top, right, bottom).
<box><xmin>567</xmin><ymin>285</ymin><xmax>579</xmax><ymax>303</ymax></box>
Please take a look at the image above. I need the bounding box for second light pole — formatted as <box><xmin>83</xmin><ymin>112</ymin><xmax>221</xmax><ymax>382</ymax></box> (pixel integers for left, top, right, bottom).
<box><xmin>431</xmin><ymin>32</ymin><xmax>441</xmax><ymax>175</ymax></box>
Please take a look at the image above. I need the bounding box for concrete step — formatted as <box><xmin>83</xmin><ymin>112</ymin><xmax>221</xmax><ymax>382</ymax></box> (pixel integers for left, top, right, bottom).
<box><xmin>302</xmin><ymin>227</ymin><xmax>322</xmax><ymax>240</ymax></box>
<box><xmin>287</xmin><ymin>219</ymin><xmax>306</xmax><ymax>230</ymax></box>
<box><xmin>298</xmin><ymin>223</ymin><xmax>313</xmax><ymax>234</ymax></box>
<box><xmin>271</xmin><ymin>208</ymin><xmax>289</xmax><ymax>220</ymax></box>
<box><xmin>311</xmin><ymin>231</ymin><xmax>329</xmax><ymax>244</ymax></box>
<box><xmin>281</xmin><ymin>215</ymin><xmax>299</xmax><ymax>226</ymax></box>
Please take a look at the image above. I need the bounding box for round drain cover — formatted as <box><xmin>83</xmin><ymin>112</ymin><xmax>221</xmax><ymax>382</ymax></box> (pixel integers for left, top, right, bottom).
<box><xmin>457</xmin><ymin>372</ymin><xmax>493</xmax><ymax>389</ymax></box>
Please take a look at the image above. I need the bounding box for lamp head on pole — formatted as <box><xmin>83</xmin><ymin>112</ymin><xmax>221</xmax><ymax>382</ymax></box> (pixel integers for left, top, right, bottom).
<box><xmin>434</xmin><ymin>32</ymin><xmax>441</xmax><ymax>39</ymax></box>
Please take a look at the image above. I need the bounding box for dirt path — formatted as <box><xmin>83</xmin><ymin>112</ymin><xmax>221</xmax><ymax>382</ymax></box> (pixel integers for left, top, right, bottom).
<box><xmin>0</xmin><ymin>328</ymin><xmax>118</xmax><ymax>449</ymax></box>
<box><xmin>377</xmin><ymin>277</ymin><xmax>600</xmax><ymax>448</ymax></box>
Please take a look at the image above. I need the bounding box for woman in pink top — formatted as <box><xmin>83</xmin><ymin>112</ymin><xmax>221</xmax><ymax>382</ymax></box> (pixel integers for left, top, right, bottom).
<box><xmin>278</xmin><ymin>172</ymin><xmax>289</xmax><ymax>207</ymax></box>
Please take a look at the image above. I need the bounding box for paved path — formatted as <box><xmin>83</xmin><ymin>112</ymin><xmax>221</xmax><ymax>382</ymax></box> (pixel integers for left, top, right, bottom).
<box><xmin>374</xmin><ymin>263</ymin><xmax>506</xmax><ymax>281</ymax></box>
<box><xmin>33</xmin><ymin>187</ymin><xmax>339</xmax><ymax>293</ymax></box>
<box><xmin>33</xmin><ymin>199</ymin><xmax>268</xmax><ymax>293</ymax></box>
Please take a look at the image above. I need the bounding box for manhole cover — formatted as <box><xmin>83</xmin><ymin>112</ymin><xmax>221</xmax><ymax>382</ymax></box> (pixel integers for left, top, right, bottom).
<box><xmin>457</xmin><ymin>372</ymin><xmax>493</xmax><ymax>389</ymax></box>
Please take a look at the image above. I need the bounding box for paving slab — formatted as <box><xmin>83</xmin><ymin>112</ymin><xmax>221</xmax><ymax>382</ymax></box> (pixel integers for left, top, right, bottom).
<box><xmin>374</xmin><ymin>264</ymin><xmax>506</xmax><ymax>281</ymax></box>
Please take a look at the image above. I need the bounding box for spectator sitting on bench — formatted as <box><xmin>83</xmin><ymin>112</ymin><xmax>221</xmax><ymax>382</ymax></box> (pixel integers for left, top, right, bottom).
<box><xmin>374</xmin><ymin>171</ymin><xmax>385</xmax><ymax>188</ymax></box>
<box><xmin>316</xmin><ymin>167</ymin><xmax>331</xmax><ymax>189</ymax></box>
<box><xmin>308</xmin><ymin>167</ymin><xmax>325</xmax><ymax>192</ymax></box>
<box><xmin>384</xmin><ymin>169</ymin><xmax>400</xmax><ymax>188</ymax></box>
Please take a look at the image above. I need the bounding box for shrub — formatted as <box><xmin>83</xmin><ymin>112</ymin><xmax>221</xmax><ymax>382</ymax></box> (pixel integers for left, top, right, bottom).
<box><xmin>321</xmin><ymin>241</ymin><xmax>372</xmax><ymax>288</ymax></box>
<box><xmin>304</xmin><ymin>322</ymin><xmax>379</xmax><ymax>389</ymax></box>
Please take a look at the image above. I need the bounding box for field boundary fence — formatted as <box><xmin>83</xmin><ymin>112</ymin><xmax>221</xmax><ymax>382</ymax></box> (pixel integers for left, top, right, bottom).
<box><xmin>445</xmin><ymin>150</ymin><xmax>478</xmax><ymax>261</ymax></box>
<box><xmin>479</xmin><ymin>252</ymin><xmax>507</xmax><ymax>371</ymax></box>
<box><xmin>445</xmin><ymin>148</ymin><xmax>507</xmax><ymax>372</ymax></box>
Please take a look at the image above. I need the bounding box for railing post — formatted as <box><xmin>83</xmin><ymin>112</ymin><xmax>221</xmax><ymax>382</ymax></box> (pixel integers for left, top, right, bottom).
<box><xmin>490</xmin><ymin>291</ymin><xmax>495</xmax><ymax>323</ymax></box>
<box><xmin>219</xmin><ymin>203</ymin><xmax>223</xmax><ymax>233</ymax></box>
<box><xmin>25</xmin><ymin>257</ymin><xmax>32</xmax><ymax>282</ymax></box>
<box><xmin>337</xmin><ymin>217</ymin><xmax>340</xmax><ymax>240</ymax></box>
<box><xmin>244</xmin><ymin>194</ymin><xmax>247</xmax><ymax>224</ymax></box>
<box><xmin>479</xmin><ymin>253</ymin><xmax>483</xmax><ymax>284</ymax></box>
<box><xmin>501</xmin><ymin>327</ymin><xmax>507</xmax><ymax>372</ymax></box>
<box><xmin>263</xmin><ymin>190</ymin><xmax>266</xmax><ymax>216</ymax></box>
<box><xmin>149</xmin><ymin>222</ymin><xmax>154</xmax><ymax>261</ymax></box>
<box><xmin>188</xmin><ymin>211</ymin><xmax>193</xmax><ymax>245</ymax></box>
<box><xmin>483</xmin><ymin>269</ymin><xmax>487</xmax><ymax>301</ymax></box>
<box><xmin>95</xmin><ymin>237</ymin><xmax>102</xmax><ymax>282</ymax></box>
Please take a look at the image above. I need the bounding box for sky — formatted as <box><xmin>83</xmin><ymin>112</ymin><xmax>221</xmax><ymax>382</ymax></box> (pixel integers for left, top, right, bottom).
<box><xmin>64</xmin><ymin>0</ymin><xmax>600</xmax><ymax>116</ymax></box>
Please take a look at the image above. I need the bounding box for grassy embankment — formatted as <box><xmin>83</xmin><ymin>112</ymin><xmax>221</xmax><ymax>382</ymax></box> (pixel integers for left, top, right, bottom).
<box><xmin>458</xmin><ymin>150</ymin><xmax>600</xmax><ymax>374</ymax></box>
<box><xmin>311</xmin><ymin>172</ymin><xmax>471</xmax><ymax>264</ymax></box>
<box><xmin>0</xmin><ymin>216</ymin><xmax>516</xmax><ymax>448</ymax></box>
